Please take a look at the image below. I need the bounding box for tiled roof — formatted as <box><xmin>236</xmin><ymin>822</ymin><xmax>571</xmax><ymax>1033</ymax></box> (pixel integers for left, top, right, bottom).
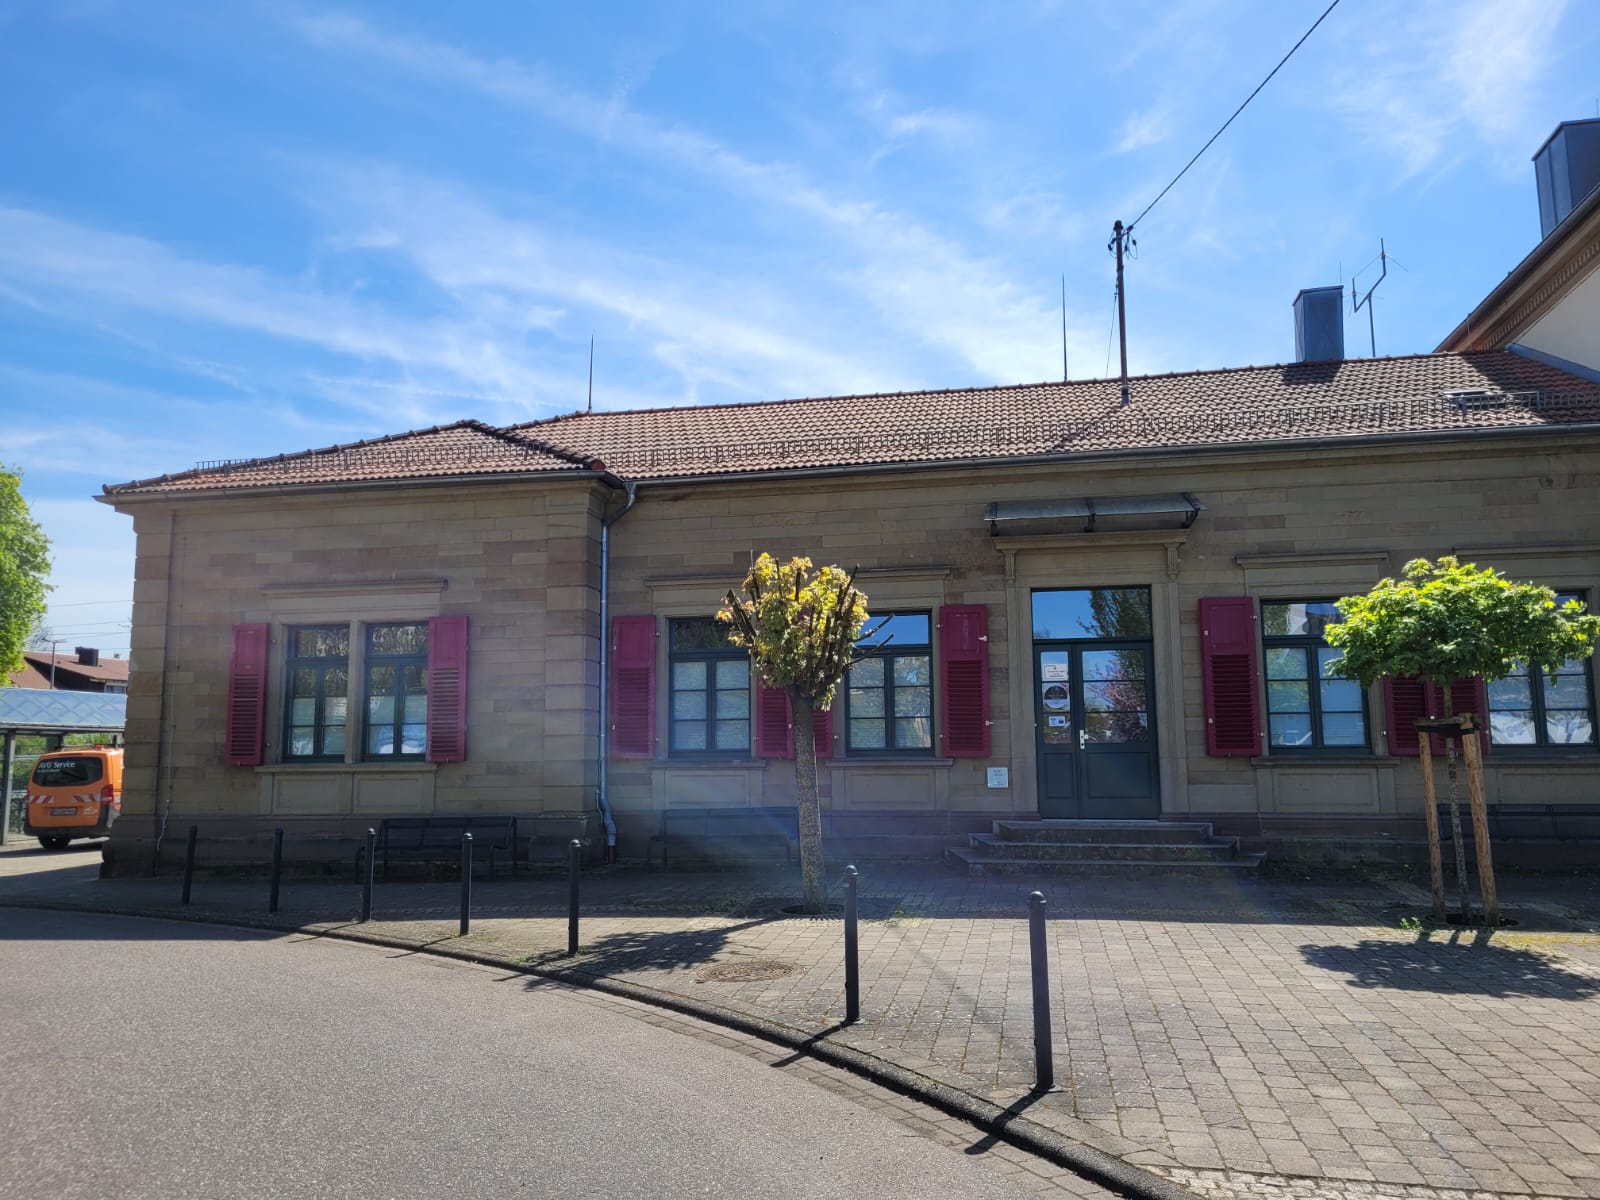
<box><xmin>105</xmin><ymin>352</ymin><xmax>1600</xmax><ymax>496</ymax></box>
<box><xmin>104</xmin><ymin>419</ymin><xmax>595</xmax><ymax>495</ymax></box>
<box><xmin>10</xmin><ymin>652</ymin><xmax>130</xmax><ymax>690</ymax></box>
<box><xmin>515</xmin><ymin>351</ymin><xmax>1600</xmax><ymax>479</ymax></box>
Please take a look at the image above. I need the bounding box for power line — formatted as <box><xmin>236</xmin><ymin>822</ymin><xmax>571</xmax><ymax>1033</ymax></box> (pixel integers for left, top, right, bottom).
<box><xmin>1128</xmin><ymin>0</ymin><xmax>1342</xmax><ymax>234</ymax></box>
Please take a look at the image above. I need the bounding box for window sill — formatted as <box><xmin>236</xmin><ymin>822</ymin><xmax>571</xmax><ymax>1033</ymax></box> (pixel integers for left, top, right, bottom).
<box><xmin>1484</xmin><ymin>752</ymin><xmax>1600</xmax><ymax>766</ymax></box>
<box><xmin>834</xmin><ymin>756</ymin><xmax>953</xmax><ymax>767</ymax></box>
<box><xmin>257</xmin><ymin>761</ymin><xmax>438</xmax><ymax>774</ymax></box>
<box><xmin>1251</xmin><ymin>754</ymin><xmax>1395</xmax><ymax>767</ymax></box>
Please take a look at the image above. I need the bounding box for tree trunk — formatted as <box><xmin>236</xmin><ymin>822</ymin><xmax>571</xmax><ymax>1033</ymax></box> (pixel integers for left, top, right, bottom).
<box><xmin>1441</xmin><ymin>686</ymin><xmax>1474</xmax><ymax>922</ymax></box>
<box><xmin>790</xmin><ymin>688</ymin><xmax>824</xmax><ymax>914</ymax></box>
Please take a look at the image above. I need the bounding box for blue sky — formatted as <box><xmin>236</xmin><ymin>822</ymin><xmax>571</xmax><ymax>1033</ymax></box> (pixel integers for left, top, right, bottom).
<box><xmin>3</xmin><ymin>0</ymin><xmax>1597</xmax><ymax>654</ymax></box>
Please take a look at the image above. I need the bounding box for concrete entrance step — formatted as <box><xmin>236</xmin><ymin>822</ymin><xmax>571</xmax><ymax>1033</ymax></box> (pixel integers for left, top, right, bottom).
<box><xmin>990</xmin><ymin>819</ymin><xmax>1219</xmax><ymax>844</ymax></box>
<box><xmin>945</xmin><ymin>844</ymin><xmax>1268</xmax><ymax>877</ymax></box>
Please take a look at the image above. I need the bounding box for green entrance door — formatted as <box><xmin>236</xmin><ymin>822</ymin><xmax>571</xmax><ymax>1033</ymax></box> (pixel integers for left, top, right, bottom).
<box><xmin>1032</xmin><ymin>588</ymin><xmax>1159</xmax><ymax>819</ymax></box>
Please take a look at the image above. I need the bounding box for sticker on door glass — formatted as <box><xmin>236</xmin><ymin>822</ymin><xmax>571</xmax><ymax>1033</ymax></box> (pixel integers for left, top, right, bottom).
<box><xmin>1042</xmin><ymin>684</ymin><xmax>1070</xmax><ymax>711</ymax></box>
<box><xmin>1041</xmin><ymin>662</ymin><xmax>1070</xmax><ymax>681</ymax></box>
<box><xmin>1047</xmin><ymin>714</ymin><xmax>1068</xmax><ymax>728</ymax></box>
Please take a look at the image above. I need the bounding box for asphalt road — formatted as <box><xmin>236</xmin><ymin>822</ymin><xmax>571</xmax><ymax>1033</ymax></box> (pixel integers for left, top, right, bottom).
<box><xmin>0</xmin><ymin>909</ymin><xmax>1088</xmax><ymax>1199</ymax></box>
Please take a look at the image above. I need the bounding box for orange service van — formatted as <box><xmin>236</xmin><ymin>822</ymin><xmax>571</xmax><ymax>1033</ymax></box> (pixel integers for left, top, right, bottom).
<box><xmin>23</xmin><ymin>746</ymin><xmax>123</xmax><ymax>850</ymax></box>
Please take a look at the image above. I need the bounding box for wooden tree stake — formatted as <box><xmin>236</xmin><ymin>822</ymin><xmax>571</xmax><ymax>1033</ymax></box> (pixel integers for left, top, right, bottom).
<box><xmin>1461</xmin><ymin>722</ymin><xmax>1497</xmax><ymax>927</ymax></box>
<box><xmin>1416</xmin><ymin>734</ymin><xmax>1446</xmax><ymax>922</ymax></box>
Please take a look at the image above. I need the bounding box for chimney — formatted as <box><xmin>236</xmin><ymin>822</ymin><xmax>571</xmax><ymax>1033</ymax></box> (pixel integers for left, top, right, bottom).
<box><xmin>75</xmin><ymin>646</ymin><xmax>100</xmax><ymax>667</ymax></box>
<box><xmin>1534</xmin><ymin>118</ymin><xmax>1600</xmax><ymax>240</ymax></box>
<box><xmin>1292</xmin><ymin>286</ymin><xmax>1345</xmax><ymax>362</ymax></box>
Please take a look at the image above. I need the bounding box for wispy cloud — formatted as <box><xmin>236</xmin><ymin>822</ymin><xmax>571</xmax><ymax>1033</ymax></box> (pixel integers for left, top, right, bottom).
<box><xmin>1113</xmin><ymin>107</ymin><xmax>1171</xmax><ymax>154</ymax></box>
<box><xmin>279</xmin><ymin>8</ymin><xmax>1096</xmax><ymax>385</ymax></box>
<box><xmin>1328</xmin><ymin>0</ymin><xmax>1568</xmax><ymax>180</ymax></box>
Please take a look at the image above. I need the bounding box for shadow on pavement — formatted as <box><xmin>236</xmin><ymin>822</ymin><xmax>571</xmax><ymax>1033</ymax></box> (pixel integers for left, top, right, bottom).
<box><xmin>1300</xmin><ymin>936</ymin><xmax>1600</xmax><ymax>998</ymax></box>
<box><xmin>521</xmin><ymin>915</ymin><xmax>780</xmax><ymax>977</ymax></box>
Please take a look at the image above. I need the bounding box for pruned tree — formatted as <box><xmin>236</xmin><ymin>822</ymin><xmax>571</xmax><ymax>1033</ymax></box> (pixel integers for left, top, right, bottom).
<box><xmin>719</xmin><ymin>554</ymin><xmax>870</xmax><ymax>913</ymax></box>
<box><xmin>1</xmin><ymin>468</ymin><xmax>51</xmax><ymax>685</ymax></box>
<box><xmin>1327</xmin><ymin>557</ymin><xmax>1599</xmax><ymax>924</ymax></box>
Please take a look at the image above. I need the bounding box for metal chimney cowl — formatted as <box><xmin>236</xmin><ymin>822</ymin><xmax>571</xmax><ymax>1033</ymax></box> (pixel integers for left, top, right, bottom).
<box><xmin>1534</xmin><ymin>118</ymin><xmax>1600</xmax><ymax>241</ymax></box>
<box><xmin>1293</xmin><ymin>286</ymin><xmax>1345</xmax><ymax>363</ymax></box>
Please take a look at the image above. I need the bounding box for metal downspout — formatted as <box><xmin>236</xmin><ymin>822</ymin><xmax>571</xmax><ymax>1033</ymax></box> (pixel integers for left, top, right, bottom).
<box><xmin>597</xmin><ymin>481</ymin><xmax>638</xmax><ymax>862</ymax></box>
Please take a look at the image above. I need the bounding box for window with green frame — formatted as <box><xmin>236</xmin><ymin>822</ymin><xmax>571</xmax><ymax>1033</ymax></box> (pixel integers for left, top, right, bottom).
<box><xmin>1487</xmin><ymin>592</ymin><xmax>1597</xmax><ymax>749</ymax></box>
<box><xmin>364</xmin><ymin>623</ymin><xmax>429</xmax><ymax>759</ymax></box>
<box><xmin>668</xmin><ymin>618</ymin><xmax>750</xmax><ymax>755</ymax></box>
<box><xmin>846</xmin><ymin>613</ymin><xmax>933</xmax><ymax>753</ymax></box>
<box><xmin>284</xmin><ymin>625</ymin><xmax>349</xmax><ymax>760</ymax></box>
<box><xmin>1261</xmin><ymin>600</ymin><xmax>1367</xmax><ymax>750</ymax></box>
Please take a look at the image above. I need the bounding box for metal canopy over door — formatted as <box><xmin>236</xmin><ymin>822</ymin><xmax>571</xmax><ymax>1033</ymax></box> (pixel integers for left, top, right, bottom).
<box><xmin>1033</xmin><ymin>588</ymin><xmax>1159</xmax><ymax>819</ymax></box>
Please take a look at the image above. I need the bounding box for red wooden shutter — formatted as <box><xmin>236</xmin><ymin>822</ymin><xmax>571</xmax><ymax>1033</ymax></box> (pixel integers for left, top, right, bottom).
<box><xmin>1383</xmin><ymin>676</ymin><xmax>1426</xmax><ymax>756</ymax></box>
<box><xmin>813</xmin><ymin>704</ymin><xmax>834</xmax><ymax>760</ymax></box>
<box><xmin>225</xmin><ymin>623</ymin><xmax>269</xmax><ymax>766</ymax></box>
<box><xmin>1385</xmin><ymin>676</ymin><xmax>1489</xmax><ymax>757</ymax></box>
<box><xmin>609</xmin><ymin>616</ymin><xmax>656</xmax><ymax>758</ymax></box>
<box><xmin>756</xmin><ymin>683</ymin><xmax>793</xmax><ymax>759</ymax></box>
<box><xmin>1199</xmin><ymin>597</ymin><xmax>1261</xmax><ymax>756</ymax></box>
<box><xmin>426</xmin><ymin>615</ymin><xmax>469</xmax><ymax>763</ymax></box>
<box><xmin>939</xmin><ymin>605</ymin><xmax>990</xmax><ymax>757</ymax></box>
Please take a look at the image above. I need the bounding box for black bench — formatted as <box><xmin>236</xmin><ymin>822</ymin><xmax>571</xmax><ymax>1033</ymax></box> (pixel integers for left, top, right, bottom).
<box><xmin>651</xmin><ymin>806</ymin><xmax>799</xmax><ymax>867</ymax></box>
<box><xmin>356</xmin><ymin>816</ymin><xmax>519</xmax><ymax>880</ymax></box>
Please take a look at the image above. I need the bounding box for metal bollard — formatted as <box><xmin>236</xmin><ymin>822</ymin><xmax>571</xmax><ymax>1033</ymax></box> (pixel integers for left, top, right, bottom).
<box><xmin>360</xmin><ymin>827</ymin><xmax>376</xmax><ymax>922</ymax></box>
<box><xmin>180</xmin><ymin>825</ymin><xmax>198</xmax><ymax>905</ymax></box>
<box><xmin>1028</xmin><ymin>891</ymin><xmax>1055</xmax><ymax>1092</ymax></box>
<box><xmin>269</xmin><ymin>827</ymin><xmax>284</xmax><ymax>914</ymax></box>
<box><xmin>843</xmin><ymin>865</ymin><xmax>860</xmax><ymax>1024</ymax></box>
<box><xmin>567</xmin><ymin>838</ymin><xmax>582</xmax><ymax>956</ymax></box>
<box><xmin>459</xmin><ymin>832</ymin><xmax>473</xmax><ymax>937</ymax></box>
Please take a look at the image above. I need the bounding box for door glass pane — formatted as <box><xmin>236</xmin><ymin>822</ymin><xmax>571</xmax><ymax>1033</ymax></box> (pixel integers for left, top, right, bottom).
<box><xmin>1083</xmin><ymin>680</ymin><xmax>1147</xmax><ymax>712</ymax></box>
<box><xmin>1082</xmin><ymin>649</ymin><xmax>1144</xmax><ymax>680</ymax></box>
<box><xmin>1032</xmin><ymin>589</ymin><xmax>1151</xmax><ymax>639</ymax></box>
<box><xmin>1086</xmin><ymin>710</ymin><xmax>1149</xmax><ymax>743</ymax></box>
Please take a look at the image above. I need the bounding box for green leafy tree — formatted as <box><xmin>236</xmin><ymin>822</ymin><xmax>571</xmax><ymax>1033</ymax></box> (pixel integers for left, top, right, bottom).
<box><xmin>0</xmin><ymin>468</ymin><xmax>51</xmax><ymax>684</ymax></box>
<box><xmin>720</xmin><ymin>554</ymin><xmax>870</xmax><ymax>913</ymax></box>
<box><xmin>1326</xmin><ymin>557</ymin><xmax>1600</xmax><ymax>922</ymax></box>
<box><xmin>1326</xmin><ymin>557</ymin><xmax>1599</xmax><ymax>691</ymax></box>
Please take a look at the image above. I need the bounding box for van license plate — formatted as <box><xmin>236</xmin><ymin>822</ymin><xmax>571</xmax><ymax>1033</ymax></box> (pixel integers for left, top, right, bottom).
<box><xmin>51</xmin><ymin>808</ymin><xmax>77</xmax><ymax>817</ymax></box>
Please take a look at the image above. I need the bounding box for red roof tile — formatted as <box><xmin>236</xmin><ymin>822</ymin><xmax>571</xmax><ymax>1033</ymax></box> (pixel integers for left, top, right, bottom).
<box><xmin>105</xmin><ymin>352</ymin><xmax>1600</xmax><ymax>496</ymax></box>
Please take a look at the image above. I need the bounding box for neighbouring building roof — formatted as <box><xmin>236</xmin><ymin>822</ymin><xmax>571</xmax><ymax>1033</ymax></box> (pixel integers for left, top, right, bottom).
<box><xmin>103</xmin><ymin>351</ymin><xmax>1600</xmax><ymax>498</ymax></box>
<box><xmin>9</xmin><ymin>652</ymin><xmax>131</xmax><ymax>691</ymax></box>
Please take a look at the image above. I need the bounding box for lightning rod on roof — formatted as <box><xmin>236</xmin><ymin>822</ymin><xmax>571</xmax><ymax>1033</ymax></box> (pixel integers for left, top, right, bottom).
<box><xmin>587</xmin><ymin>336</ymin><xmax>595</xmax><ymax>413</ymax></box>
<box><xmin>1061</xmin><ymin>275</ymin><xmax>1069</xmax><ymax>382</ymax></box>
<box><xmin>1351</xmin><ymin>239</ymin><xmax>1388</xmax><ymax>358</ymax></box>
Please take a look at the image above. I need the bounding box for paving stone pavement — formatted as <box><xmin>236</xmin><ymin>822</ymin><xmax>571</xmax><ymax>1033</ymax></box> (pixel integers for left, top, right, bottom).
<box><xmin>4</xmin><ymin>843</ymin><xmax>1600</xmax><ymax>1199</ymax></box>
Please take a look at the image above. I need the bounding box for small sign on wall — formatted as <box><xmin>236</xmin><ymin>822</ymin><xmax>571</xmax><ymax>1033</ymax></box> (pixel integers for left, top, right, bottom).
<box><xmin>986</xmin><ymin>767</ymin><xmax>1009</xmax><ymax>789</ymax></box>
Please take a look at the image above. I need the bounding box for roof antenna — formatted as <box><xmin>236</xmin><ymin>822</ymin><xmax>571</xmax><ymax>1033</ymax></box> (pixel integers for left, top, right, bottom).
<box><xmin>587</xmin><ymin>336</ymin><xmax>595</xmax><ymax>413</ymax></box>
<box><xmin>1061</xmin><ymin>275</ymin><xmax>1070</xmax><ymax>382</ymax></box>
<box><xmin>1351</xmin><ymin>239</ymin><xmax>1388</xmax><ymax>358</ymax></box>
<box><xmin>1109</xmin><ymin>221</ymin><xmax>1133</xmax><ymax>404</ymax></box>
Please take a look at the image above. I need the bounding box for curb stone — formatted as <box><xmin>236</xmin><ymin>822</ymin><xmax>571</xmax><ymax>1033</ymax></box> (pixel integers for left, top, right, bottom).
<box><xmin>0</xmin><ymin>894</ymin><xmax>1193</xmax><ymax>1200</ymax></box>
